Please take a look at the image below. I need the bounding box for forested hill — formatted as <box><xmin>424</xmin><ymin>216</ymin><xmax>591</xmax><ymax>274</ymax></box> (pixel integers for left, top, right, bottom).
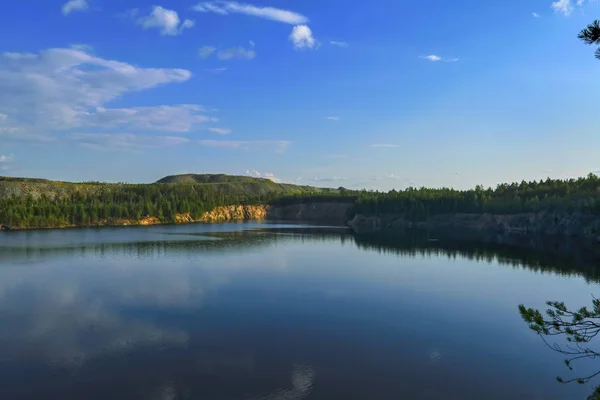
<box><xmin>0</xmin><ymin>174</ymin><xmax>339</xmax><ymax>229</ymax></box>
<box><xmin>156</xmin><ymin>174</ymin><xmax>276</xmax><ymax>184</ymax></box>
<box><xmin>2</xmin><ymin>173</ymin><xmax>600</xmax><ymax>231</ymax></box>
<box><xmin>0</xmin><ymin>174</ymin><xmax>328</xmax><ymax>201</ymax></box>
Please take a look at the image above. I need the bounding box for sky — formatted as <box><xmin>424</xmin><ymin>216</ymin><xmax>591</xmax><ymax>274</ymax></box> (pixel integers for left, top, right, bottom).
<box><xmin>0</xmin><ymin>0</ymin><xmax>598</xmax><ymax>190</ymax></box>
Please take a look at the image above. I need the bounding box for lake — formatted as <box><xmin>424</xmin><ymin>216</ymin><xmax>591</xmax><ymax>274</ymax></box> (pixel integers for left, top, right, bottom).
<box><xmin>0</xmin><ymin>221</ymin><xmax>599</xmax><ymax>399</ymax></box>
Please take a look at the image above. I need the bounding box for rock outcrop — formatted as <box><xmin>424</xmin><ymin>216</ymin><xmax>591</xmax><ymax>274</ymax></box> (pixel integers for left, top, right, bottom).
<box><xmin>198</xmin><ymin>205</ymin><xmax>268</xmax><ymax>222</ymax></box>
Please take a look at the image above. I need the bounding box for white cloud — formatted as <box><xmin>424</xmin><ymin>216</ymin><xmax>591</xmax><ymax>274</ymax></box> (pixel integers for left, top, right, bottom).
<box><xmin>422</xmin><ymin>55</ymin><xmax>441</xmax><ymax>62</ymax></box>
<box><xmin>532</xmin><ymin>12</ymin><xmax>541</xmax><ymax>17</ymax></box>
<box><xmin>330</xmin><ymin>41</ymin><xmax>348</xmax><ymax>47</ymax></box>
<box><xmin>192</xmin><ymin>1</ymin><xmax>308</xmax><ymax>24</ymax></box>
<box><xmin>200</xmin><ymin>46</ymin><xmax>256</xmax><ymax>60</ymax></box>
<box><xmin>204</xmin><ymin>67</ymin><xmax>228</xmax><ymax>73</ymax></box>
<box><xmin>62</xmin><ymin>0</ymin><xmax>89</xmax><ymax>15</ymax></box>
<box><xmin>246</xmin><ymin>170</ymin><xmax>281</xmax><ymax>182</ymax></box>
<box><xmin>290</xmin><ymin>25</ymin><xmax>318</xmax><ymax>50</ymax></box>
<box><xmin>199</xmin><ymin>46</ymin><xmax>217</xmax><ymax>58</ymax></box>
<box><xmin>81</xmin><ymin>105</ymin><xmax>212</xmax><ymax>132</ymax></box>
<box><xmin>137</xmin><ymin>6</ymin><xmax>195</xmax><ymax>36</ymax></box>
<box><xmin>369</xmin><ymin>144</ymin><xmax>397</xmax><ymax>148</ymax></box>
<box><xmin>0</xmin><ymin>48</ymin><xmax>197</xmax><ymax>139</ymax></box>
<box><xmin>551</xmin><ymin>0</ymin><xmax>574</xmax><ymax>15</ymax></box>
<box><xmin>0</xmin><ymin>154</ymin><xmax>14</xmax><ymax>171</ymax></box>
<box><xmin>217</xmin><ymin>47</ymin><xmax>256</xmax><ymax>60</ymax></box>
<box><xmin>68</xmin><ymin>133</ymin><xmax>190</xmax><ymax>151</ymax></box>
<box><xmin>70</xmin><ymin>43</ymin><xmax>94</xmax><ymax>52</ymax></box>
<box><xmin>326</xmin><ymin>116</ymin><xmax>340</xmax><ymax>121</ymax></box>
<box><xmin>198</xmin><ymin>140</ymin><xmax>290</xmax><ymax>152</ymax></box>
<box><xmin>208</xmin><ymin>127</ymin><xmax>232</xmax><ymax>135</ymax></box>
<box><xmin>180</xmin><ymin>19</ymin><xmax>196</xmax><ymax>30</ymax></box>
<box><xmin>420</xmin><ymin>54</ymin><xmax>458</xmax><ymax>62</ymax></box>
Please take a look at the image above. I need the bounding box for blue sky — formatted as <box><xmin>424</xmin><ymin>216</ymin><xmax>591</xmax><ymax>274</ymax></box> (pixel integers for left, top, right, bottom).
<box><xmin>0</xmin><ymin>0</ymin><xmax>598</xmax><ymax>190</ymax></box>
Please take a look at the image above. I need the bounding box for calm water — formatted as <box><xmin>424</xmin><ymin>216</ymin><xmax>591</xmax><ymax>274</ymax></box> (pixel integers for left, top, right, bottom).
<box><xmin>1</xmin><ymin>221</ymin><xmax>599</xmax><ymax>399</ymax></box>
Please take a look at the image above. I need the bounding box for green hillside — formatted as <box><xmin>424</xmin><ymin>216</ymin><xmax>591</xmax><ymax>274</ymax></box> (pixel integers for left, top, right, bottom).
<box><xmin>156</xmin><ymin>173</ymin><xmax>273</xmax><ymax>184</ymax></box>
<box><xmin>0</xmin><ymin>174</ymin><xmax>339</xmax><ymax>229</ymax></box>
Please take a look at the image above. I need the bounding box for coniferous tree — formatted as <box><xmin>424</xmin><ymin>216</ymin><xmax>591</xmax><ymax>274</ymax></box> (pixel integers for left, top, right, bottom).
<box><xmin>578</xmin><ymin>20</ymin><xmax>600</xmax><ymax>59</ymax></box>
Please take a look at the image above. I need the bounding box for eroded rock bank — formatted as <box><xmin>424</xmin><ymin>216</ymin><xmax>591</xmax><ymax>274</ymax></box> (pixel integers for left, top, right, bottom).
<box><xmin>348</xmin><ymin>211</ymin><xmax>600</xmax><ymax>243</ymax></box>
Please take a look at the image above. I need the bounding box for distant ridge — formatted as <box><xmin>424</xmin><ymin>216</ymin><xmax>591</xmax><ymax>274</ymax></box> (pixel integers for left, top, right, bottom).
<box><xmin>156</xmin><ymin>174</ymin><xmax>274</xmax><ymax>184</ymax></box>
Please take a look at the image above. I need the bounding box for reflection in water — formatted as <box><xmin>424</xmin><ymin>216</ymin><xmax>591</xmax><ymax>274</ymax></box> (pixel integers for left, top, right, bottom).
<box><xmin>250</xmin><ymin>365</ymin><xmax>315</xmax><ymax>400</ymax></box>
<box><xmin>2</xmin><ymin>227</ymin><xmax>599</xmax><ymax>282</ymax></box>
<box><xmin>0</xmin><ymin>224</ymin><xmax>598</xmax><ymax>399</ymax></box>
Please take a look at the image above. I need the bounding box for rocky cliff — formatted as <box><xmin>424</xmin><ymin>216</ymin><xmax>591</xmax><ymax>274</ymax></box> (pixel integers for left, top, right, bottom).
<box><xmin>198</xmin><ymin>205</ymin><xmax>268</xmax><ymax>222</ymax></box>
<box><xmin>348</xmin><ymin>211</ymin><xmax>600</xmax><ymax>243</ymax></box>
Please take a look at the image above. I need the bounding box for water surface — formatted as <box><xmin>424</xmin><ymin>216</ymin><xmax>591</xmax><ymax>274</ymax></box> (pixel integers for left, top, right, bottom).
<box><xmin>0</xmin><ymin>222</ymin><xmax>599</xmax><ymax>399</ymax></box>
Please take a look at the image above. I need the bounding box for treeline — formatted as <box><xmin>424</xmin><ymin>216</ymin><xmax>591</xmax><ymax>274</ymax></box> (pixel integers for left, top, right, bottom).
<box><xmin>2</xmin><ymin>174</ymin><xmax>600</xmax><ymax>229</ymax></box>
<box><xmin>274</xmin><ymin>174</ymin><xmax>600</xmax><ymax>221</ymax></box>
<box><xmin>352</xmin><ymin>173</ymin><xmax>600</xmax><ymax>220</ymax></box>
<box><xmin>0</xmin><ymin>183</ymin><xmax>331</xmax><ymax>229</ymax></box>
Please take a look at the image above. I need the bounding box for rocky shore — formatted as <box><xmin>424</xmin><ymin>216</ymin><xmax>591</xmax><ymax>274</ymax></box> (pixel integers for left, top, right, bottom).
<box><xmin>347</xmin><ymin>211</ymin><xmax>600</xmax><ymax>244</ymax></box>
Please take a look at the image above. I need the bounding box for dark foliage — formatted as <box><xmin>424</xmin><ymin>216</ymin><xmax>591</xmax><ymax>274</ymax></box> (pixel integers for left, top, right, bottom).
<box><xmin>2</xmin><ymin>173</ymin><xmax>600</xmax><ymax>229</ymax></box>
<box><xmin>578</xmin><ymin>20</ymin><xmax>600</xmax><ymax>59</ymax></box>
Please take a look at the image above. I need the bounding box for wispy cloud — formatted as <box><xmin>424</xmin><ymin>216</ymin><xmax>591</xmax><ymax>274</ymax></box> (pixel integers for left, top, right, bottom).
<box><xmin>532</xmin><ymin>12</ymin><xmax>541</xmax><ymax>17</ymax></box>
<box><xmin>199</xmin><ymin>45</ymin><xmax>256</xmax><ymax>60</ymax></box>
<box><xmin>208</xmin><ymin>127</ymin><xmax>232</xmax><ymax>135</ymax></box>
<box><xmin>326</xmin><ymin>116</ymin><xmax>340</xmax><ymax>121</ymax></box>
<box><xmin>199</xmin><ymin>46</ymin><xmax>217</xmax><ymax>58</ymax></box>
<box><xmin>192</xmin><ymin>1</ymin><xmax>308</xmax><ymax>24</ymax></box>
<box><xmin>81</xmin><ymin>105</ymin><xmax>213</xmax><ymax>133</ymax></box>
<box><xmin>204</xmin><ymin>67</ymin><xmax>228</xmax><ymax>73</ymax></box>
<box><xmin>137</xmin><ymin>6</ymin><xmax>195</xmax><ymax>36</ymax></box>
<box><xmin>369</xmin><ymin>144</ymin><xmax>398</xmax><ymax>148</ymax></box>
<box><xmin>70</xmin><ymin>44</ymin><xmax>94</xmax><ymax>53</ymax></box>
<box><xmin>62</xmin><ymin>0</ymin><xmax>89</xmax><ymax>15</ymax></box>
<box><xmin>0</xmin><ymin>48</ymin><xmax>202</xmax><ymax>141</ymax></box>
<box><xmin>0</xmin><ymin>154</ymin><xmax>13</xmax><ymax>171</ymax></box>
<box><xmin>198</xmin><ymin>140</ymin><xmax>290</xmax><ymax>152</ymax></box>
<box><xmin>419</xmin><ymin>54</ymin><xmax>458</xmax><ymax>62</ymax></box>
<box><xmin>68</xmin><ymin>133</ymin><xmax>190</xmax><ymax>152</ymax></box>
<box><xmin>551</xmin><ymin>0</ymin><xmax>587</xmax><ymax>16</ymax></box>
<box><xmin>330</xmin><ymin>41</ymin><xmax>348</xmax><ymax>47</ymax></box>
<box><xmin>552</xmin><ymin>0</ymin><xmax>573</xmax><ymax>15</ymax></box>
<box><xmin>422</xmin><ymin>55</ymin><xmax>441</xmax><ymax>62</ymax></box>
<box><xmin>217</xmin><ymin>46</ymin><xmax>256</xmax><ymax>60</ymax></box>
<box><xmin>290</xmin><ymin>25</ymin><xmax>318</xmax><ymax>50</ymax></box>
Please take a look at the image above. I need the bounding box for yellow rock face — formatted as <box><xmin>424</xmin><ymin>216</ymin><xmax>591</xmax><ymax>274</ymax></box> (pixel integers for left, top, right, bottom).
<box><xmin>197</xmin><ymin>205</ymin><xmax>268</xmax><ymax>222</ymax></box>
